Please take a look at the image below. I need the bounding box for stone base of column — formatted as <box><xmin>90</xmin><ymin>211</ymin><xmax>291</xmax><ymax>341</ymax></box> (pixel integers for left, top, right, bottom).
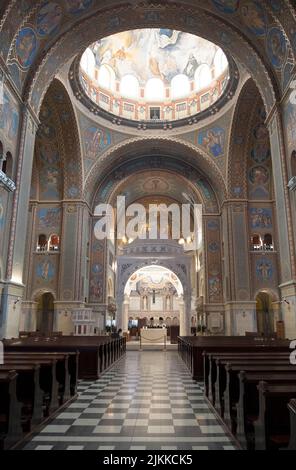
<box><xmin>224</xmin><ymin>301</ymin><xmax>257</xmax><ymax>336</ymax></box>
<box><xmin>0</xmin><ymin>282</ymin><xmax>25</xmax><ymax>339</ymax></box>
<box><xmin>279</xmin><ymin>281</ymin><xmax>296</xmax><ymax>339</ymax></box>
<box><xmin>20</xmin><ymin>301</ymin><xmax>37</xmax><ymax>332</ymax></box>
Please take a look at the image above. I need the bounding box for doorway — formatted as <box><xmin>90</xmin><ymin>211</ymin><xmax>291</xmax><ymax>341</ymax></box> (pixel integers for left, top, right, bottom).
<box><xmin>256</xmin><ymin>292</ymin><xmax>274</xmax><ymax>337</ymax></box>
<box><xmin>36</xmin><ymin>292</ymin><xmax>55</xmax><ymax>334</ymax></box>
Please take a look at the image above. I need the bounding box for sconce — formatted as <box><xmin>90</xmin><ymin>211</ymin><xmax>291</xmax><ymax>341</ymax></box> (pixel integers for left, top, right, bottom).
<box><xmin>13</xmin><ymin>297</ymin><xmax>21</xmax><ymax>310</ymax></box>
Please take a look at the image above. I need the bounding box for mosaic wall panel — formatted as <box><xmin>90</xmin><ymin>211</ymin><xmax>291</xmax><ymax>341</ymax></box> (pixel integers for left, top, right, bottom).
<box><xmin>89</xmin><ymin>219</ymin><xmax>105</xmax><ymax>303</ymax></box>
<box><xmin>205</xmin><ymin>217</ymin><xmax>223</xmax><ymax>303</ymax></box>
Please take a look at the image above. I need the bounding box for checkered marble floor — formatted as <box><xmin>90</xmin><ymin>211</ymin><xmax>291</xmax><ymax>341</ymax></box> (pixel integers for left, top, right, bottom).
<box><xmin>22</xmin><ymin>351</ymin><xmax>237</xmax><ymax>450</ymax></box>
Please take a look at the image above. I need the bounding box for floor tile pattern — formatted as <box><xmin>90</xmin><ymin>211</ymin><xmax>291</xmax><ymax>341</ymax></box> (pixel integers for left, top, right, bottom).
<box><xmin>23</xmin><ymin>351</ymin><xmax>237</xmax><ymax>450</ymax></box>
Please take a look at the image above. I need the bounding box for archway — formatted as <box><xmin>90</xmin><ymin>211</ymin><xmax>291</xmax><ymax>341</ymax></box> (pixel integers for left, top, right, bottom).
<box><xmin>255</xmin><ymin>291</ymin><xmax>275</xmax><ymax>338</ymax></box>
<box><xmin>36</xmin><ymin>292</ymin><xmax>55</xmax><ymax>335</ymax></box>
<box><xmin>123</xmin><ymin>265</ymin><xmax>184</xmax><ymax>343</ymax></box>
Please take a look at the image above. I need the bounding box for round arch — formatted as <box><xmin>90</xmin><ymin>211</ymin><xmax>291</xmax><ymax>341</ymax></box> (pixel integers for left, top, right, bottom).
<box><xmin>3</xmin><ymin>1</ymin><xmax>287</xmax><ymax>116</ymax></box>
<box><xmin>84</xmin><ymin>137</ymin><xmax>227</xmax><ymax>209</ymax></box>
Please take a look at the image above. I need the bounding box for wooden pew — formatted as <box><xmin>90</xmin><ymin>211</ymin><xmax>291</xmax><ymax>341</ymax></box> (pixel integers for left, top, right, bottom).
<box><xmin>0</xmin><ymin>363</ymin><xmax>43</xmax><ymax>431</ymax></box>
<box><xmin>4</xmin><ymin>336</ymin><xmax>126</xmax><ymax>379</ymax></box>
<box><xmin>178</xmin><ymin>336</ymin><xmax>290</xmax><ymax>380</ymax></box>
<box><xmin>254</xmin><ymin>381</ymin><xmax>296</xmax><ymax>450</ymax></box>
<box><xmin>0</xmin><ymin>371</ymin><xmax>22</xmax><ymax>450</ymax></box>
<box><xmin>287</xmin><ymin>399</ymin><xmax>296</xmax><ymax>450</ymax></box>
<box><xmin>204</xmin><ymin>352</ymin><xmax>289</xmax><ymax>405</ymax></box>
<box><xmin>208</xmin><ymin>355</ymin><xmax>289</xmax><ymax>413</ymax></box>
<box><xmin>236</xmin><ymin>371</ymin><xmax>296</xmax><ymax>449</ymax></box>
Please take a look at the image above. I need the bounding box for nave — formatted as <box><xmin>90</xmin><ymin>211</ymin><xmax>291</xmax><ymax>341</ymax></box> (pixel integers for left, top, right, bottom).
<box><xmin>21</xmin><ymin>352</ymin><xmax>236</xmax><ymax>451</ymax></box>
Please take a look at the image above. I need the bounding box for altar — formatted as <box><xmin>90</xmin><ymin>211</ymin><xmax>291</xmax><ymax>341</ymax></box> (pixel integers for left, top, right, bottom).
<box><xmin>140</xmin><ymin>327</ymin><xmax>167</xmax><ymax>344</ymax></box>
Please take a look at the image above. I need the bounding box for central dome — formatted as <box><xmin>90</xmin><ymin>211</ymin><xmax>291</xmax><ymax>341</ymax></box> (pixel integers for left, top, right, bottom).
<box><xmin>79</xmin><ymin>29</ymin><xmax>230</xmax><ymax>125</ymax></box>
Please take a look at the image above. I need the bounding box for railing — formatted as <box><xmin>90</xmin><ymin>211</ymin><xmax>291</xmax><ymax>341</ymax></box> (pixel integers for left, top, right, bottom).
<box><xmin>288</xmin><ymin>176</ymin><xmax>296</xmax><ymax>191</ymax></box>
<box><xmin>0</xmin><ymin>170</ymin><xmax>16</xmax><ymax>192</ymax></box>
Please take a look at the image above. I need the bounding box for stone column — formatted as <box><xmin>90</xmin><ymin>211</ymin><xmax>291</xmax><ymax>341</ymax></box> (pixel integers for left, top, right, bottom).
<box><xmin>1</xmin><ymin>108</ymin><xmax>38</xmax><ymax>338</ymax></box>
<box><xmin>179</xmin><ymin>295</ymin><xmax>185</xmax><ymax>336</ymax></box>
<box><xmin>268</xmin><ymin>109</ymin><xmax>296</xmax><ymax>338</ymax></box>
<box><xmin>123</xmin><ymin>294</ymin><xmax>129</xmax><ymax>332</ymax></box>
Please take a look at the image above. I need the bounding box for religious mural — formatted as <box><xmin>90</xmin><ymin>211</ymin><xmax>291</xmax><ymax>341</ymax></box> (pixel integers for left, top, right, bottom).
<box><xmin>248</xmin><ymin>105</ymin><xmax>271</xmax><ymax>201</ymax></box>
<box><xmin>266</xmin><ymin>27</ymin><xmax>287</xmax><ymax>70</ymax></box>
<box><xmin>65</xmin><ymin>0</ymin><xmax>93</xmax><ymax>15</ymax></box>
<box><xmin>284</xmin><ymin>100</ymin><xmax>296</xmax><ymax>154</ymax></box>
<box><xmin>87</xmin><ymin>29</ymin><xmax>228</xmax><ymax>85</ymax></box>
<box><xmin>89</xmin><ymin>235</ymin><xmax>105</xmax><ymax>302</ymax></box>
<box><xmin>211</xmin><ymin>1</ymin><xmax>239</xmax><ymax>14</ymax></box>
<box><xmin>83</xmin><ymin>126</ymin><xmax>112</xmax><ymax>160</ymax></box>
<box><xmin>0</xmin><ymin>90</ymin><xmax>19</xmax><ymax>144</ymax></box>
<box><xmin>256</xmin><ymin>258</ymin><xmax>273</xmax><ymax>282</ymax></box>
<box><xmin>37</xmin><ymin>208</ymin><xmax>62</xmax><ymax>229</ymax></box>
<box><xmin>36</xmin><ymin>259</ymin><xmax>55</xmax><ymax>281</ymax></box>
<box><xmin>36</xmin><ymin>2</ymin><xmax>63</xmax><ymax>37</ymax></box>
<box><xmin>249</xmin><ymin>208</ymin><xmax>272</xmax><ymax>230</ymax></box>
<box><xmin>35</xmin><ymin>100</ymin><xmax>63</xmax><ymax>201</ymax></box>
<box><xmin>197</xmin><ymin>127</ymin><xmax>225</xmax><ymax>158</ymax></box>
<box><xmin>15</xmin><ymin>27</ymin><xmax>38</xmax><ymax>70</ymax></box>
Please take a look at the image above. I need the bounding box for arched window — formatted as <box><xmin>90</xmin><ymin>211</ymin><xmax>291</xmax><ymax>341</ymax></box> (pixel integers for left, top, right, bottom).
<box><xmin>120</xmin><ymin>75</ymin><xmax>140</xmax><ymax>99</ymax></box>
<box><xmin>37</xmin><ymin>234</ymin><xmax>48</xmax><ymax>252</ymax></box>
<box><xmin>214</xmin><ymin>49</ymin><xmax>228</xmax><ymax>78</ymax></box>
<box><xmin>81</xmin><ymin>48</ymin><xmax>96</xmax><ymax>79</ymax></box>
<box><xmin>49</xmin><ymin>234</ymin><xmax>60</xmax><ymax>251</ymax></box>
<box><xmin>194</xmin><ymin>64</ymin><xmax>212</xmax><ymax>92</ymax></box>
<box><xmin>251</xmin><ymin>235</ymin><xmax>261</xmax><ymax>250</ymax></box>
<box><xmin>145</xmin><ymin>78</ymin><xmax>165</xmax><ymax>102</ymax></box>
<box><xmin>98</xmin><ymin>64</ymin><xmax>115</xmax><ymax>92</ymax></box>
<box><xmin>263</xmin><ymin>234</ymin><xmax>273</xmax><ymax>251</ymax></box>
<box><xmin>2</xmin><ymin>152</ymin><xmax>13</xmax><ymax>178</ymax></box>
<box><xmin>291</xmin><ymin>150</ymin><xmax>296</xmax><ymax>177</ymax></box>
<box><xmin>171</xmin><ymin>74</ymin><xmax>190</xmax><ymax>100</ymax></box>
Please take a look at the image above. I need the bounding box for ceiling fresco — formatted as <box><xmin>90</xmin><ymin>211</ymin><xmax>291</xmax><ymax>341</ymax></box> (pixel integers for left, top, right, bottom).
<box><xmin>84</xmin><ymin>29</ymin><xmax>229</xmax><ymax>85</ymax></box>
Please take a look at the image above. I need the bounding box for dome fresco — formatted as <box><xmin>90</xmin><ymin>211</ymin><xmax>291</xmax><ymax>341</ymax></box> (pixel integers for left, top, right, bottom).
<box><xmin>79</xmin><ymin>29</ymin><xmax>230</xmax><ymax>122</ymax></box>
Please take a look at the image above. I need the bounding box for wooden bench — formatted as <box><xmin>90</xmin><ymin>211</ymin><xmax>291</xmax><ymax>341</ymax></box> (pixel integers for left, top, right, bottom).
<box><xmin>4</xmin><ymin>336</ymin><xmax>126</xmax><ymax>379</ymax></box>
<box><xmin>178</xmin><ymin>336</ymin><xmax>290</xmax><ymax>380</ymax></box>
<box><xmin>254</xmin><ymin>381</ymin><xmax>296</xmax><ymax>450</ymax></box>
<box><xmin>287</xmin><ymin>399</ymin><xmax>296</xmax><ymax>450</ymax></box>
<box><xmin>237</xmin><ymin>371</ymin><xmax>296</xmax><ymax>449</ymax></box>
<box><xmin>0</xmin><ymin>370</ymin><xmax>22</xmax><ymax>450</ymax></box>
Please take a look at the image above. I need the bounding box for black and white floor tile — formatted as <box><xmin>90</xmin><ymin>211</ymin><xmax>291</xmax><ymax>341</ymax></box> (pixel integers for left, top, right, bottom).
<box><xmin>22</xmin><ymin>351</ymin><xmax>237</xmax><ymax>451</ymax></box>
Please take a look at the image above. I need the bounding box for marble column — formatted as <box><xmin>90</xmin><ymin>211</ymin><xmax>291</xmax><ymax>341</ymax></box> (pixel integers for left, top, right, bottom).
<box><xmin>268</xmin><ymin>108</ymin><xmax>296</xmax><ymax>338</ymax></box>
<box><xmin>1</xmin><ymin>108</ymin><xmax>38</xmax><ymax>338</ymax></box>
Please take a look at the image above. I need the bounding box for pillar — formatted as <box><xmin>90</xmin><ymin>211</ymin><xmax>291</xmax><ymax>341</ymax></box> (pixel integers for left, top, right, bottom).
<box><xmin>0</xmin><ymin>108</ymin><xmax>38</xmax><ymax>338</ymax></box>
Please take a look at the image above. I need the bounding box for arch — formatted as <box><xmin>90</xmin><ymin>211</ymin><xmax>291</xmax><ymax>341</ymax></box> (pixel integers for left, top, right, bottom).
<box><xmin>263</xmin><ymin>233</ymin><xmax>273</xmax><ymax>251</ymax></box>
<box><xmin>37</xmin><ymin>234</ymin><xmax>48</xmax><ymax>252</ymax></box>
<box><xmin>251</xmin><ymin>234</ymin><xmax>262</xmax><ymax>251</ymax></box>
<box><xmin>145</xmin><ymin>78</ymin><xmax>165</xmax><ymax>102</ymax></box>
<box><xmin>120</xmin><ymin>75</ymin><xmax>140</xmax><ymax>99</ymax></box>
<box><xmin>255</xmin><ymin>290</ymin><xmax>278</xmax><ymax>338</ymax></box>
<box><xmin>84</xmin><ymin>137</ymin><xmax>226</xmax><ymax>210</ymax></box>
<box><xmin>81</xmin><ymin>48</ymin><xmax>96</xmax><ymax>79</ymax></box>
<box><xmin>108</xmin><ymin>278</ymin><xmax>114</xmax><ymax>297</ymax></box>
<box><xmin>171</xmin><ymin>74</ymin><xmax>190</xmax><ymax>100</ymax></box>
<box><xmin>48</xmin><ymin>233</ymin><xmax>60</xmax><ymax>251</ymax></box>
<box><xmin>98</xmin><ymin>64</ymin><xmax>116</xmax><ymax>92</ymax></box>
<box><xmin>35</xmin><ymin>292</ymin><xmax>55</xmax><ymax>335</ymax></box>
<box><xmin>195</xmin><ymin>64</ymin><xmax>212</xmax><ymax>92</ymax></box>
<box><xmin>16</xmin><ymin>2</ymin><xmax>281</xmax><ymax>116</ymax></box>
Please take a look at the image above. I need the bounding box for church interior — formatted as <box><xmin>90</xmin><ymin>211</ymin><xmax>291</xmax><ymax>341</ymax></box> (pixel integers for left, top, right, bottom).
<box><xmin>0</xmin><ymin>0</ymin><xmax>296</xmax><ymax>453</ymax></box>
